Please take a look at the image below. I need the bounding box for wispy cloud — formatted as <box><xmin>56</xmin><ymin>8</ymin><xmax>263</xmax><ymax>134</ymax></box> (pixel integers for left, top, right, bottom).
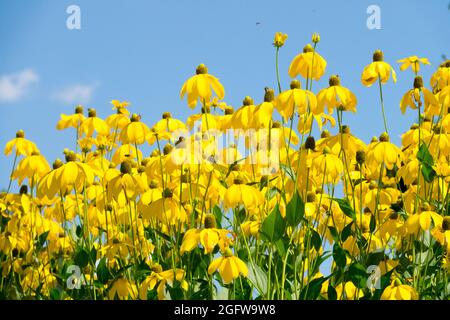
<box><xmin>0</xmin><ymin>69</ymin><xmax>39</xmax><ymax>103</ymax></box>
<box><xmin>52</xmin><ymin>83</ymin><xmax>98</xmax><ymax>105</ymax></box>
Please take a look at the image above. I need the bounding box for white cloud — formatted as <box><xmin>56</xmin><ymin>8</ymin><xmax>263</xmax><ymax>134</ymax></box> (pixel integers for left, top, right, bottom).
<box><xmin>53</xmin><ymin>83</ymin><xmax>98</xmax><ymax>105</ymax></box>
<box><xmin>0</xmin><ymin>69</ymin><xmax>39</xmax><ymax>103</ymax></box>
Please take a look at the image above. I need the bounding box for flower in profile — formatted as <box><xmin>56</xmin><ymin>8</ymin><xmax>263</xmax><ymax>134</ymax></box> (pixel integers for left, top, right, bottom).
<box><xmin>223</xmin><ymin>176</ymin><xmax>264</xmax><ymax>210</ymax></box>
<box><xmin>180</xmin><ymin>214</ymin><xmax>233</xmax><ymax>254</ymax></box>
<box><xmin>120</xmin><ymin>114</ymin><xmax>151</xmax><ymax>145</ymax></box>
<box><xmin>106</xmin><ymin>160</ymin><xmax>146</xmax><ymax>207</ymax></box>
<box><xmin>109</xmin><ymin>278</ymin><xmax>138</xmax><ymax>300</ymax></box>
<box><xmin>275</xmin><ymin>80</ymin><xmax>318</xmax><ymax>120</ymax></box>
<box><xmin>230</xmin><ymin>96</ymin><xmax>256</xmax><ymax>129</ymax></box>
<box><xmin>56</xmin><ymin>105</ymin><xmax>86</xmax><ymax>130</ymax></box>
<box><xmin>273</xmin><ymin>32</ymin><xmax>288</xmax><ymax>48</ymax></box>
<box><xmin>317</xmin><ymin>75</ymin><xmax>358</xmax><ymax>114</ymax></box>
<box><xmin>37</xmin><ymin>151</ymin><xmax>95</xmax><ymax>198</ymax></box>
<box><xmin>4</xmin><ymin>130</ymin><xmax>39</xmax><ymax>156</ymax></box>
<box><xmin>141</xmin><ymin>188</ymin><xmax>186</xmax><ymax>225</ymax></box>
<box><xmin>400</xmin><ymin>76</ymin><xmax>439</xmax><ymax>115</ymax></box>
<box><xmin>106</xmin><ymin>101</ymin><xmax>130</xmax><ymax>131</ymax></box>
<box><xmin>79</xmin><ymin>108</ymin><xmax>109</xmax><ymax>137</ymax></box>
<box><xmin>180</xmin><ymin>64</ymin><xmax>225</xmax><ymax>109</ymax></box>
<box><xmin>251</xmin><ymin>88</ymin><xmax>275</xmax><ymax>128</ymax></box>
<box><xmin>12</xmin><ymin>151</ymin><xmax>50</xmax><ymax>187</ymax></box>
<box><xmin>381</xmin><ymin>279</ymin><xmax>419</xmax><ymax>300</ymax></box>
<box><xmin>153</xmin><ymin>112</ymin><xmax>187</xmax><ymax>133</ymax></box>
<box><xmin>208</xmin><ymin>248</ymin><xmax>248</xmax><ymax>284</ymax></box>
<box><xmin>361</xmin><ymin>50</ymin><xmax>397</xmax><ymax>87</ymax></box>
<box><xmin>366</xmin><ymin>132</ymin><xmax>403</xmax><ymax>170</ymax></box>
<box><xmin>311</xmin><ymin>147</ymin><xmax>344</xmax><ymax>185</ymax></box>
<box><xmin>430</xmin><ymin>60</ymin><xmax>450</xmax><ymax>92</ymax></box>
<box><xmin>288</xmin><ymin>44</ymin><xmax>327</xmax><ymax>80</ymax></box>
<box><xmin>139</xmin><ymin>264</ymin><xmax>187</xmax><ymax>300</ymax></box>
<box><xmin>397</xmin><ymin>56</ymin><xmax>430</xmax><ymax>74</ymax></box>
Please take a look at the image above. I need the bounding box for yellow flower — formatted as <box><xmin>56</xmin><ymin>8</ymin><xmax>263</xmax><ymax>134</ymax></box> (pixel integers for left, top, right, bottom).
<box><xmin>381</xmin><ymin>279</ymin><xmax>418</xmax><ymax>300</ymax></box>
<box><xmin>139</xmin><ymin>265</ymin><xmax>187</xmax><ymax>300</ymax></box>
<box><xmin>366</xmin><ymin>133</ymin><xmax>403</xmax><ymax>170</ymax></box>
<box><xmin>311</xmin><ymin>147</ymin><xmax>344</xmax><ymax>185</ymax></box>
<box><xmin>110</xmin><ymin>99</ymin><xmax>130</xmax><ymax>114</ymax></box>
<box><xmin>12</xmin><ymin>151</ymin><xmax>50</xmax><ymax>186</ymax></box>
<box><xmin>153</xmin><ymin>112</ymin><xmax>187</xmax><ymax>133</ymax></box>
<box><xmin>208</xmin><ymin>249</ymin><xmax>248</xmax><ymax>284</ymax></box>
<box><xmin>430</xmin><ymin>60</ymin><xmax>450</xmax><ymax>92</ymax></box>
<box><xmin>106</xmin><ymin>161</ymin><xmax>146</xmax><ymax>207</ymax></box>
<box><xmin>79</xmin><ymin>108</ymin><xmax>109</xmax><ymax>137</ymax></box>
<box><xmin>4</xmin><ymin>130</ymin><xmax>39</xmax><ymax>156</ymax></box>
<box><xmin>405</xmin><ymin>206</ymin><xmax>443</xmax><ymax>234</ymax></box>
<box><xmin>223</xmin><ymin>178</ymin><xmax>264</xmax><ymax>210</ymax></box>
<box><xmin>120</xmin><ymin>114</ymin><xmax>151</xmax><ymax>145</ymax></box>
<box><xmin>288</xmin><ymin>44</ymin><xmax>327</xmax><ymax>80</ymax></box>
<box><xmin>273</xmin><ymin>32</ymin><xmax>288</xmax><ymax>48</ymax></box>
<box><xmin>251</xmin><ymin>88</ymin><xmax>275</xmax><ymax>129</ymax></box>
<box><xmin>230</xmin><ymin>96</ymin><xmax>256</xmax><ymax>129</ymax></box>
<box><xmin>56</xmin><ymin>105</ymin><xmax>86</xmax><ymax>130</ymax></box>
<box><xmin>316</xmin><ymin>75</ymin><xmax>358</xmax><ymax>114</ymax></box>
<box><xmin>142</xmin><ymin>188</ymin><xmax>186</xmax><ymax>225</ymax></box>
<box><xmin>37</xmin><ymin>152</ymin><xmax>95</xmax><ymax>198</ymax></box>
<box><xmin>361</xmin><ymin>50</ymin><xmax>397</xmax><ymax>87</ymax></box>
<box><xmin>275</xmin><ymin>80</ymin><xmax>318</xmax><ymax>120</ymax></box>
<box><xmin>180</xmin><ymin>64</ymin><xmax>225</xmax><ymax>109</ymax></box>
<box><xmin>241</xmin><ymin>220</ymin><xmax>261</xmax><ymax>237</ymax></box>
<box><xmin>335</xmin><ymin>281</ymin><xmax>364</xmax><ymax>300</ymax></box>
<box><xmin>397</xmin><ymin>56</ymin><xmax>430</xmax><ymax>74</ymax></box>
<box><xmin>400</xmin><ymin>76</ymin><xmax>438</xmax><ymax>115</ymax></box>
<box><xmin>109</xmin><ymin>278</ymin><xmax>138</xmax><ymax>300</ymax></box>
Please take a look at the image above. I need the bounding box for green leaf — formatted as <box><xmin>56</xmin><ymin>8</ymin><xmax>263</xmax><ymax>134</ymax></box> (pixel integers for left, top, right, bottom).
<box><xmin>96</xmin><ymin>257</ymin><xmax>111</xmax><ymax>284</ymax></box>
<box><xmin>311</xmin><ymin>229</ymin><xmax>322</xmax><ymax>251</ymax></box>
<box><xmin>327</xmin><ymin>283</ymin><xmax>337</xmax><ymax>300</ymax></box>
<box><xmin>417</xmin><ymin>143</ymin><xmax>436</xmax><ymax>183</ymax></box>
<box><xmin>417</xmin><ymin>143</ymin><xmax>434</xmax><ymax>166</ymax></box>
<box><xmin>75</xmin><ymin>225</ymin><xmax>82</xmax><ymax>238</ymax></box>
<box><xmin>341</xmin><ymin>222</ymin><xmax>353</xmax><ymax>242</ymax></box>
<box><xmin>90</xmin><ymin>246</ymin><xmax>97</xmax><ymax>264</ymax></box>
<box><xmin>286</xmin><ymin>192</ymin><xmax>305</xmax><ymax>227</ymax></box>
<box><xmin>247</xmin><ymin>263</ymin><xmax>267</xmax><ymax>295</ymax></box>
<box><xmin>275</xmin><ymin>238</ymin><xmax>287</xmax><ymax>257</ymax></box>
<box><xmin>299</xmin><ymin>276</ymin><xmax>327</xmax><ymax>300</ymax></box>
<box><xmin>36</xmin><ymin>231</ymin><xmax>50</xmax><ymax>250</ymax></box>
<box><xmin>260</xmin><ymin>204</ymin><xmax>286</xmax><ymax>242</ymax></box>
<box><xmin>50</xmin><ymin>288</ymin><xmax>61</xmax><ymax>300</ymax></box>
<box><xmin>348</xmin><ymin>262</ymin><xmax>367</xmax><ymax>289</ymax></box>
<box><xmin>212</xmin><ymin>205</ymin><xmax>223</xmax><ymax>229</ymax></box>
<box><xmin>421</xmin><ymin>164</ymin><xmax>436</xmax><ymax>183</ymax></box>
<box><xmin>328</xmin><ymin>226</ymin><xmax>339</xmax><ymax>242</ymax></box>
<box><xmin>369</xmin><ymin>214</ymin><xmax>376</xmax><ymax>233</ymax></box>
<box><xmin>74</xmin><ymin>248</ymin><xmax>89</xmax><ymax>268</ymax></box>
<box><xmin>366</xmin><ymin>250</ymin><xmax>386</xmax><ymax>266</ymax></box>
<box><xmin>333</xmin><ymin>198</ymin><xmax>356</xmax><ymax>219</ymax></box>
<box><xmin>333</xmin><ymin>243</ymin><xmax>346</xmax><ymax>268</ymax></box>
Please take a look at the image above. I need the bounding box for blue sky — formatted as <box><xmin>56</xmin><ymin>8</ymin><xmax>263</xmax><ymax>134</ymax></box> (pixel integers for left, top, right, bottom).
<box><xmin>0</xmin><ymin>0</ymin><xmax>449</xmax><ymax>190</ymax></box>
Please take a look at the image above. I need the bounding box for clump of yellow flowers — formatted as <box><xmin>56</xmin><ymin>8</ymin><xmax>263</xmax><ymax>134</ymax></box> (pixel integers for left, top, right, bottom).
<box><xmin>1</xmin><ymin>31</ymin><xmax>450</xmax><ymax>301</ymax></box>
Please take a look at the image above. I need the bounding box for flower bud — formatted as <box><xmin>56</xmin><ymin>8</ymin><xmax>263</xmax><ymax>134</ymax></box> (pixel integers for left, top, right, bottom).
<box><xmin>311</xmin><ymin>32</ymin><xmax>320</xmax><ymax>44</ymax></box>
